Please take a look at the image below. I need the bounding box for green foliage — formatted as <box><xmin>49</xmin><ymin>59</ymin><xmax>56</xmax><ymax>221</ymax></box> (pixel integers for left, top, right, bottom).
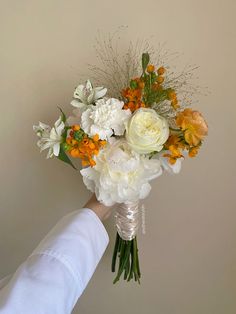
<box><xmin>142</xmin><ymin>52</ymin><xmax>150</xmax><ymax>73</ymax></box>
<box><xmin>149</xmin><ymin>151</ymin><xmax>158</xmax><ymax>159</ymax></box>
<box><xmin>57</xmin><ymin>144</ymin><xmax>77</xmax><ymax>170</ymax></box>
<box><xmin>130</xmin><ymin>79</ymin><xmax>138</xmax><ymax>89</ymax></box>
<box><xmin>74</xmin><ymin>129</ymin><xmax>84</xmax><ymax>142</ymax></box>
<box><xmin>58</xmin><ymin>106</ymin><xmax>67</xmax><ymax>123</ymax></box>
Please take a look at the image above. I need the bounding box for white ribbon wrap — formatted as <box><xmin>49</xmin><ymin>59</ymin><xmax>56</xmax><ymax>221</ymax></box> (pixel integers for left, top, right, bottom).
<box><xmin>114</xmin><ymin>200</ymin><xmax>140</xmax><ymax>241</ymax></box>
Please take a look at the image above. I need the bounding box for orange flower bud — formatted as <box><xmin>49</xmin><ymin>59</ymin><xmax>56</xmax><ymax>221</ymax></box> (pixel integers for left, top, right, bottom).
<box><xmin>72</xmin><ymin>125</ymin><xmax>80</xmax><ymax>131</ymax></box>
<box><xmin>89</xmin><ymin>159</ymin><xmax>96</xmax><ymax>167</ymax></box>
<box><xmin>157</xmin><ymin>76</ymin><xmax>164</xmax><ymax>84</ymax></box>
<box><xmin>93</xmin><ymin>134</ymin><xmax>99</xmax><ymax>142</ymax></box>
<box><xmin>82</xmin><ymin>159</ymin><xmax>90</xmax><ymax>167</ymax></box>
<box><xmin>171</xmin><ymin>99</ymin><xmax>180</xmax><ymax>110</ymax></box>
<box><xmin>147</xmin><ymin>64</ymin><xmax>155</xmax><ymax>73</ymax></box>
<box><xmin>168</xmin><ymin>91</ymin><xmax>177</xmax><ymax>100</ymax></box>
<box><xmin>157</xmin><ymin>66</ymin><xmax>165</xmax><ymax>75</ymax></box>
<box><xmin>89</xmin><ymin>142</ymin><xmax>95</xmax><ymax>149</ymax></box>
<box><xmin>138</xmin><ymin>81</ymin><xmax>145</xmax><ymax>89</ymax></box>
<box><xmin>70</xmin><ymin>148</ymin><xmax>80</xmax><ymax>158</ymax></box>
<box><xmin>188</xmin><ymin>146</ymin><xmax>199</xmax><ymax>158</ymax></box>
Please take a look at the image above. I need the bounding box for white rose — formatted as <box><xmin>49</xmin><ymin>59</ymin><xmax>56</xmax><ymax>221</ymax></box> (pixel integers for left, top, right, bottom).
<box><xmin>125</xmin><ymin>108</ymin><xmax>169</xmax><ymax>154</ymax></box>
<box><xmin>80</xmin><ymin>139</ymin><xmax>162</xmax><ymax>206</ymax></box>
<box><xmin>81</xmin><ymin>98</ymin><xmax>131</xmax><ymax>140</ymax></box>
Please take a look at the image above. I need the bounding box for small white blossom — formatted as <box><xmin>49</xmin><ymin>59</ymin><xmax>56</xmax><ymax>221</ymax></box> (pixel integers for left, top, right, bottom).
<box><xmin>33</xmin><ymin>117</ymin><xmax>65</xmax><ymax>158</ymax></box>
<box><xmin>81</xmin><ymin>98</ymin><xmax>131</xmax><ymax>140</ymax></box>
<box><xmin>71</xmin><ymin>79</ymin><xmax>107</xmax><ymax>110</ymax></box>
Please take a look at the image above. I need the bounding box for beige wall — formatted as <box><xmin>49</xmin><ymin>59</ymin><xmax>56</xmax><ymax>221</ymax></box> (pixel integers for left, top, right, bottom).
<box><xmin>0</xmin><ymin>0</ymin><xmax>235</xmax><ymax>313</ymax></box>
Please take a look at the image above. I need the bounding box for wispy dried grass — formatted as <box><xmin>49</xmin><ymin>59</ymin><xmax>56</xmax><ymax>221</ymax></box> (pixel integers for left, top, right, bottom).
<box><xmin>89</xmin><ymin>28</ymin><xmax>207</xmax><ymax>125</ymax></box>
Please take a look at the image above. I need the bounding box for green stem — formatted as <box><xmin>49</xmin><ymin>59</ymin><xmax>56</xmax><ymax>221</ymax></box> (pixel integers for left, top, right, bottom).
<box><xmin>111</xmin><ymin>232</ymin><xmax>120</xmax><ymax>272</ymax></box>
<box><xmin>112</xmin><ymin>233</ymin><xmax>141</xmax><ymax>284</ymax></box>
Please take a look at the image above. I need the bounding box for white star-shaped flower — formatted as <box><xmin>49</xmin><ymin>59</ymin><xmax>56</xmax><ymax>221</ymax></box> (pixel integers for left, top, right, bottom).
<box><xmin>33</xmin><ymin>116</ymin><xmax>65</xmax><ymax>158</ymax></box>
<box><xmin>70</xmin><ymin>80</ymin><xmax>107</xmax><ymax>110</ymax></box>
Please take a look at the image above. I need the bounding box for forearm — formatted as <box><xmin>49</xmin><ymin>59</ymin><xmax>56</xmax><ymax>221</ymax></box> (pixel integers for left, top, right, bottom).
<box><xmin>84</xmin><ymin>194</ymin><xmax>114</xmax><ymax>221</ymax></box>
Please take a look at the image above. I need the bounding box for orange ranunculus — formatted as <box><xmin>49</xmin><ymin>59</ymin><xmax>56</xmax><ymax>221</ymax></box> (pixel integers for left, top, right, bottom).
<box><xmin>176</xmin><ymin>108</ymin><xmax>208</xmax><ymax>146</ymax></box>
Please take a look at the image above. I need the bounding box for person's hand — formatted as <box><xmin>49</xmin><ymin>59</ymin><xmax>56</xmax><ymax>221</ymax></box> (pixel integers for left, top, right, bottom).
<box><xmin>84</xmin><ymin>194</ymin><xmax>114</xmax><ymax>221</ymax></box>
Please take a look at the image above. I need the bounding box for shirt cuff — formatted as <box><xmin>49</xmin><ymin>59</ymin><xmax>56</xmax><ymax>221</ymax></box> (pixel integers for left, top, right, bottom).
<box><xmin>30</xmin><ymin>208</ymin><xmax>109</xmax><ymax>290</ymax></box>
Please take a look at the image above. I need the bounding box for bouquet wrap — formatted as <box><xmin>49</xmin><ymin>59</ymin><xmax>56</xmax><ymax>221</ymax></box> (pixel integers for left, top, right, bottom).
<box><xmin>115</xmin><ymin>201</ymin><xmax>140</xmax><ymax>241</ymax></box>
<box><xmin>112</xmin><ymin>201</ymin><xmax>141</xmax><ymax>283</ymax></box>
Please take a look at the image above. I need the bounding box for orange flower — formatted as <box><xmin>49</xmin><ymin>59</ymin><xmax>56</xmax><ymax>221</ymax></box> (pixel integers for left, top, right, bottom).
<box><xmin>72</xmin><ymin>125</ymin><xmax>80</xmax><ymax>131</ymax></box>
<box><xmin>188</xmin><ymin>146</ymin><xmax>200</xmax><ymax>158</ymax></box>
<box><xmin>163</xmin><ymin>145</ymin><xmax>183</xmax><ymax>165</ymax></box>
<box><xmin>122</xmin><ymin>87</ymin><xmax>145</xmax><ymax>112</ymax></box>
<box><xmin>164</xmin><ymin>134</ymin><xmax>186</xmax><ymax>165</ymax></box>
<box><xmin>122</xmin><ymin>88</ymin><xmax>142</xmax><ymax>102</ymax></box>
<box><xmin>123</xmin><ymin>101</ymin><xmax>145</xmax><ymax>112</ymax></box>
<box><xmin>165</xmin><ymin>134</ymin><xmax>185</xmax><ymax>149</ymax></box>
<box><xmin>66</xmin><ymin>132</ymin><xmax>106</xmax><ymax>167</ymax></box>
<box><xmin>176</xmin><ymin>109</ymin><xmax>208</xmax><ymax>146</ymax></box>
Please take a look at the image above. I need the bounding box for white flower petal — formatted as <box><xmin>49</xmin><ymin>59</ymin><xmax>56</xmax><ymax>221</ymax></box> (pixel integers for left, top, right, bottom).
<box><xmin>94</xmin><ymin>87</ymin><xmax>107</xmax><ymax>99</ymax></box>
<box><xmin>126</xmin><ymin>108</ymin><xmax>169</xmax><ymax>154</ymax></box>
<box><xmin>70</xmin><ymin>99</ymin><xmax>86</xmax><ymax>109</ymax></box>
<box><xmin>73</xmin><ymin>85</ymin><xmax>85</xmax><ymax>99</ymax></box>
<box><xmin>81</xmin><ymin>97</ymin><xmax>131</xmax><ymax>140</ymax></box>
<box><xmin>81</xmin><ymin>139</ymin><xmax>162</xmax><ymax>205</ymax></box>
<box><xmin>53</xmin><ymin>142</ymin><xmax>60</xmax><ymax>157</ymax></box>
<box><xmin>158</xmin><ymin>150</ymin><xmax>183</xmax><ymax>174</ymax></box>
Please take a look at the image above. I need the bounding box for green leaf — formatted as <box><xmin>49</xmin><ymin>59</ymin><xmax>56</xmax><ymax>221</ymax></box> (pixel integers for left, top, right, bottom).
<box><xmin>57</xmin><ymin>144</ymin><xmax>77</xmax><ymax>170</ymax></box>
<box><xmin>142</xmin><ymin>53</ymin><xmax>150</xmax><ymax>73</ymax></box>
<box><xmin>149</xmin><ymin>151</ymin><xmax>158</xmax><ymax>159</ymax></box>
<box><xmin>57</xmin><ymin>106</ymin><xmax>67</xmax><ymax>123</ymax></box>
<box><xmin>130</xmin><ymin>80</ymin><xmax>138</xmax><ymax>89</ymax></box>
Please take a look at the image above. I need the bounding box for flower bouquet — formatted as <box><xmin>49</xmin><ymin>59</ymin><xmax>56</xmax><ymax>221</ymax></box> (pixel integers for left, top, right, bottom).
<box><xmin>33</xmin><ymin>48</ymin><xmax>208</xmax><ymax>283</ymax></box>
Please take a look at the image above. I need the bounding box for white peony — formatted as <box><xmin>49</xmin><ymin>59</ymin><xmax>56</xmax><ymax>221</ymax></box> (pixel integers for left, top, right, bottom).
<box><xmin>71</xmin><ymin>79</ymin><xmax>107</xmax><ymax>110</ymax></box>
<box><xmin>80</xmin><ymin>139</ymin><xmax>162</xmax><ymax>206</ymax></box>
<box><xmin>125</xmin><ymin>108</ymin><xmax>169</xmax><ymax>154</ymax></box>
<box><xmin>33</xmin><ymin>116</ymin><xmax>65</xmax><ymax>158</ymax></box>
<box><xmin>81</xmin><ymin>98</ymin><xmax>131</xmax><ymax>140</ymax></box>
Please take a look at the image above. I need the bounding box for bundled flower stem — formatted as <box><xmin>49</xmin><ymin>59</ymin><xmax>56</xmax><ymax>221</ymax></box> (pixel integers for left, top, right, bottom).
<box><xmin>112</xmin><ymin>233</ymin><xmax>140</xmax><ymax>283</ymax></box>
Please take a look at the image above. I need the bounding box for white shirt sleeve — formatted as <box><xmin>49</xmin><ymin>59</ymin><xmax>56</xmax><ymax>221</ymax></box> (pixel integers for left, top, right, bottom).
<box><xmin>0</xmin><ymin>208</ymin><xmax>109</xmax><ymax>314</ymax></box>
